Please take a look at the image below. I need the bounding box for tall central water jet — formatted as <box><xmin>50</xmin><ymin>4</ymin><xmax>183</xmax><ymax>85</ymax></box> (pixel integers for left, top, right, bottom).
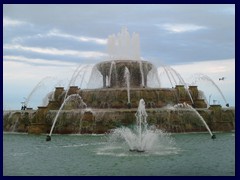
<box><xmin>107</xmin><ymin>99</ymin><xmax>175</xmax><ymax>153</ymax></box>
<box><xmin>133</xmin><ymin>99</ymin><xmax>148</xmax><ymax>152</ymax></box>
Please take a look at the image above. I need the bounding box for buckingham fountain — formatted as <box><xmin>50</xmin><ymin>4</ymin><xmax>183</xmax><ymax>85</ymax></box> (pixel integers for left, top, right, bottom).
<box><xmin>3</xmin><ymin>28</ymin><xmax>235</xmax><ymax>144</ymax></box>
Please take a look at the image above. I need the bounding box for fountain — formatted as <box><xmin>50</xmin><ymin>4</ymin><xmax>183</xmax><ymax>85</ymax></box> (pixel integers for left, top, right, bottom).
<box><xmin>3</xmin><ymin>27</ymin><xmax>234</xmax><ymax>138</ymax></box>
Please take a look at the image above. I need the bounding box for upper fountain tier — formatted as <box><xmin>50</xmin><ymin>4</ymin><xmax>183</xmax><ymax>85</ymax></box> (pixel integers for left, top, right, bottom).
<box><xmin>96</xmin><ymin>60</ymin><xmax>153</xmax><ymax>88</ymax></box>
<box><xmin>96</xmin><ymin>28</ymin><xmax>154</xmax><ymax>88</ymax></box>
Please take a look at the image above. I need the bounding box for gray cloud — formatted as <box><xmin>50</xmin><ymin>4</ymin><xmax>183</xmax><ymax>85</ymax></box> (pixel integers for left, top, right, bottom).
<box><xmin>3</xmin><ymin>4</ymin><xmax>235</xmax><ymax>66</ymax></box>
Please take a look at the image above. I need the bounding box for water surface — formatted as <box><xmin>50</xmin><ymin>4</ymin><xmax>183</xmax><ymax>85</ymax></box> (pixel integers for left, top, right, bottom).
<box><xmin>3</xmin><ymin>132</ymin><xmax>235</xmax><ymax>176</ymax></box>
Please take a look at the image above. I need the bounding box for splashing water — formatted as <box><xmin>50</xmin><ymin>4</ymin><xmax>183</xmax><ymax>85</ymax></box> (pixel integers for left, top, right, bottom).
<box><xmin>100</xmin><ymin>99</ymin><xmax>176</xmax><ymax>154</ymax></box>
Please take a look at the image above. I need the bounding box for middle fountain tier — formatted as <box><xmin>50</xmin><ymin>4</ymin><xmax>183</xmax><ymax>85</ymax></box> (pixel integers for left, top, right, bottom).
<box><xmin>96</xmin><ymin>60</ymin><xmax>153</xmax><ymax>88</ymax></box>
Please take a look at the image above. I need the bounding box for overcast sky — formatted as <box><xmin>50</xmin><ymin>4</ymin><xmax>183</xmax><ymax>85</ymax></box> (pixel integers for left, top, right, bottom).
<box><xmin>3</xmin><ymin>4</ymin><xmax>235</xmax><ymax>109</ymax></box>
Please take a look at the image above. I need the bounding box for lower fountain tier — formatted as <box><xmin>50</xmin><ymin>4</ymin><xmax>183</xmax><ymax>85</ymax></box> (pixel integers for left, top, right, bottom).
<box><xmin>3</xmin><ymin>107</ymin><xmax>235</xmax><ymax>134</ymax></box>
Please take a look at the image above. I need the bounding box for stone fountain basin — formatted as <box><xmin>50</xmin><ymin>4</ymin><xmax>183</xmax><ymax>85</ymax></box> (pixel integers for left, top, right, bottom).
<box><xmin>96</xmin><ymin>60</ymin><xmax>153</xmax><ymax>88</ymax></box>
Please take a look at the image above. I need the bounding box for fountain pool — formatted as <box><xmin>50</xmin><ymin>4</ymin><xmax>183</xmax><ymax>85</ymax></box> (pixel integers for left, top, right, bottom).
<box><xmin>3</xmin><ymin>132</ymin><xmax>235</xmax><ymax>176</ymax></box>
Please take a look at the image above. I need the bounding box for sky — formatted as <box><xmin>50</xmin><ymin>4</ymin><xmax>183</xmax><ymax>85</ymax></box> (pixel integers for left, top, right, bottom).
<box><xmin>3</xmin><ymin>4</ymin><xmax>235</xmax><ymax>109</ymax></box>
